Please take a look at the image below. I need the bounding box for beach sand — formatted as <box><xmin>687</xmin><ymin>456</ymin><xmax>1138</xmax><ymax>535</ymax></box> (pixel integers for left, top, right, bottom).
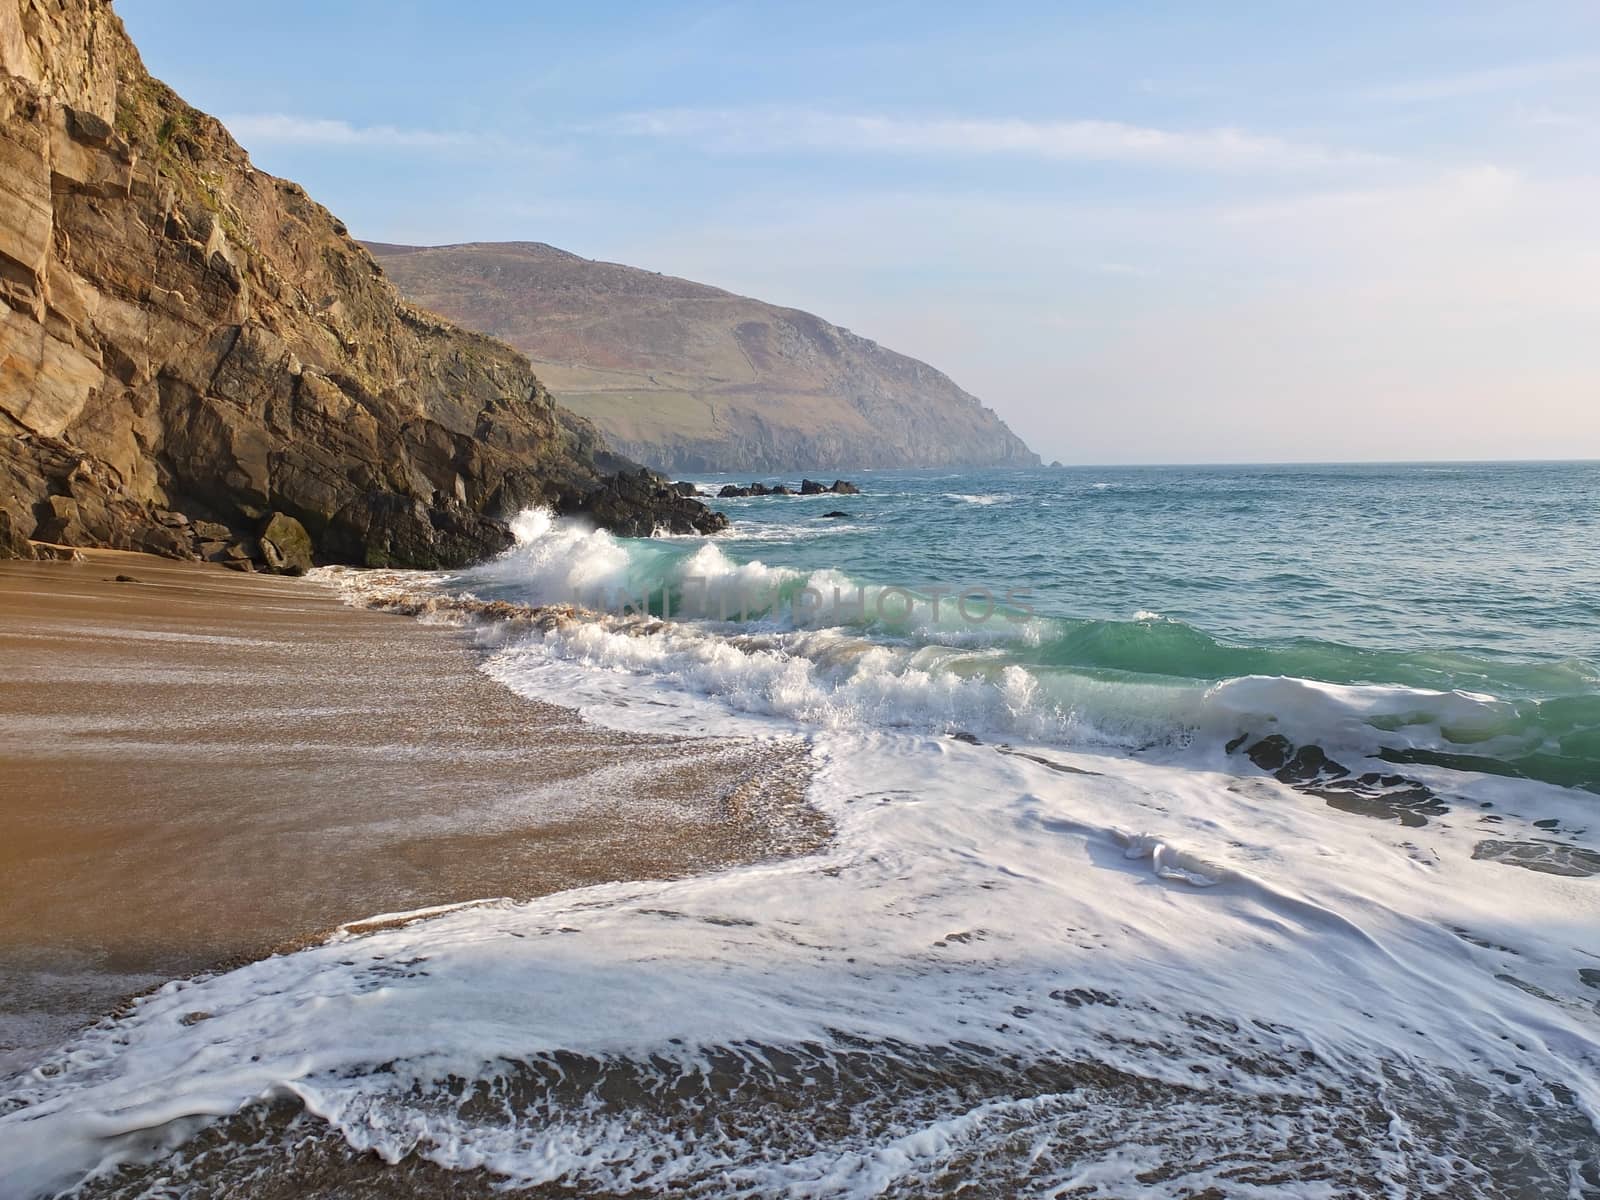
<box><xmin>0</xmin><ymin>551</ymin><xmax>822</xmax><ymax>1076</ymax></box>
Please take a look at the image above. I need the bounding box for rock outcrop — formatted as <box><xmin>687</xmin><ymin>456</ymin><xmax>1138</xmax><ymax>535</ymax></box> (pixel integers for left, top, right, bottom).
<box><xmin>562</xmin><ymin>468</ymin><xmax>740</xmax><ymax>537</ymax></box>
<box><xmin>365</xmin><ymin>241</ymin><xmax>1041</xmax><ymax>475</ymax></box>
<box><xmin>0</xmin><ymin>1</ymin><xmax>725</xmax><ymax>568</ymax></box>
<box><xmin>717</xmin><ymin>479</ymin><xmax>860</xmax><ymax>499</ymax></box>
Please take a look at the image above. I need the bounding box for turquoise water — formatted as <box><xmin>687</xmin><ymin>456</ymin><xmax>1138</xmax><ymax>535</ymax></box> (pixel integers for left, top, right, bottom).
<box><xmin>468</xmin><ymin>461</ymin><xmax>1600</xmax><ymax>790</ymax></box>
<box><xmin>699</xmin><ymin>461</ymin><xmax>1600</xmax><ymax>665</ymax></box>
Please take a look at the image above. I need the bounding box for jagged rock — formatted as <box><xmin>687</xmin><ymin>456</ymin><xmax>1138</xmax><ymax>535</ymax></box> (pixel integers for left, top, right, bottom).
<box><xmin>258</xmin><ymin>512</ymin><xmax>313</xmax><ymax>575</ymax></box>
<box><xmin>35</xmin><ymin>496</ymin><xmax>87</xmax><ymax>545</ymax></box>
<box><xmin>560</xmin><ymin>469</ymin><xmax>730</xmax><ymax>538</ymax></box>
<box><xmin>192</xmin><ymin>519</ymin><xmax>231</xmax><ymax>541</ymax></box>
<box><xmin>829</xmin><ymin>479</ymin><xmax>861</xmax><ymax>494</ymax></box>
<box><xmin>319</xmin><ymin>493</ymin><xmax>513</xmax><ymax>570</ymax></box>
<box><xmin>799</xmin><ymin>479</ymin><xmax>825</xmax><ymax>495</ymax></box>
<box><xmin>0</xmin><ymin>511</ymin><xmax>36</xmax><ymax>560</ymax></box>
<box><xmin>0</xmin><ymin>0</ymin><xmax>725</xmax><ymax>568</ymax></box>
<box><xmin>137</xmin><ymin>523</ymin><xmax>194</xmax><ymax>560</ymax></box>
<box><xmin>670</xmin><ymin>481</ymin><xmax>700</xmax><ymax>497</ymax></box>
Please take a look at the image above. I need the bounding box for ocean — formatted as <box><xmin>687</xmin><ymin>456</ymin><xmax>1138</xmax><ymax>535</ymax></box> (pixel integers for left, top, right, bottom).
<box><xmin>6</xmin><ymin>462</ymin><xmax>1599</xmax><ymax>1197</ymax></box>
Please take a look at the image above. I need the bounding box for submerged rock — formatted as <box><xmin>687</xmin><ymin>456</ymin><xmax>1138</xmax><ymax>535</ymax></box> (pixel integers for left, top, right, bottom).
<box><xmin>1232</xmin><ymin>734</ymin><xmax>1447</xmax><ymax>827</ymax></box>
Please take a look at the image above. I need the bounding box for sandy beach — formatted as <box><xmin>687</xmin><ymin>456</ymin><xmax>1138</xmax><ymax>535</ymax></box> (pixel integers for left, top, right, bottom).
<box><xmin>0</xmin><ymin>552</ymin><xmax>821</xmax><ymax>1075</ymax></box>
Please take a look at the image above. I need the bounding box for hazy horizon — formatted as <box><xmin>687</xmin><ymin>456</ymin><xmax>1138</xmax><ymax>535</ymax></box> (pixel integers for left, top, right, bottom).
<box><xmin>117</xmin><ymin>1</ymin><xmax>1600</xmax><ymax>467</ymax></box>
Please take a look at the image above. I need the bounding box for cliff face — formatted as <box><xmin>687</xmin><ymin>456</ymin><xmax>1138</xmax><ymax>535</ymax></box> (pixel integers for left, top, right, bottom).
<box><xmin>367</xmin><ymin>242</ymin><xmax>1041</xmax><ymax>475</ymax></box>
<box><xmin>0</xmin><ymin>1</ymin><xmax>721</xmax><ymax>569</ymax></box>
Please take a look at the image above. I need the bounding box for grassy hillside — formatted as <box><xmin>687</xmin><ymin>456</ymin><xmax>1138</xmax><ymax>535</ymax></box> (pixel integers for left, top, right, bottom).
<box><xmin>366</xmin><ymin>241</ymin><xmax>1038</xmax><ymax>474</ymax></box>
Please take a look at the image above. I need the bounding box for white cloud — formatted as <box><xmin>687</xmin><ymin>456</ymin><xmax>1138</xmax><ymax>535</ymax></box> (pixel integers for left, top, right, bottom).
<box><xmin>605</xmin><ymin>108</ymin><xmax>1386</xmax><ymax>170</ymax></box>
<box><xmin>222</xmin><ymin>114</ymin><xmax>488</xmax><ymax>150</ymax></box>
<box><xmin>1361</xmin><ymin>55</ymin><xmax>1600</xmax><ymax>103</ymax></box>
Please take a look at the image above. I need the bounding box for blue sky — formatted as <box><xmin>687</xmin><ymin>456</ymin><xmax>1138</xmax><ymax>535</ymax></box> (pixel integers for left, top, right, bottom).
<box><xmin>118</xmin><ymin>1</ymin><xmax>1600</xmax><ymax>464</ymax></box>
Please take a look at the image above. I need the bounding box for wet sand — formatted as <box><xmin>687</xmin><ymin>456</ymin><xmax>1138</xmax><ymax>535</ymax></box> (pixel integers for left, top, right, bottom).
<box><xmin>0</xmin><ymin>551</ymin><xmax>821</xmax><ymax>1075</ymax></box>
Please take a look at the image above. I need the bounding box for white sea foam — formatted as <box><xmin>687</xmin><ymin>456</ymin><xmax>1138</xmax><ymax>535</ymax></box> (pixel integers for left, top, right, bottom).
<box><xmin>5</xmin><ymin>705</ymin><xmax>1596</xmax><ymax>1195</ymax></box>
<box><xmin>5</xmin><ymin>514</ymin><xmax>1597</xmax><ymax>1196</ymax></box>
<box><xmin>942</xmin><ymin>492</ymin><xmax>1014</xmax><ymax>506</ymax></box>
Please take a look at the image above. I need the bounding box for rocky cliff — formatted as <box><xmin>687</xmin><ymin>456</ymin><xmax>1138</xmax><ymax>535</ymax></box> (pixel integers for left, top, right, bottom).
<box><xmin>0</xmin><ymin>1</ymin><xmax>723</xmax><ymax>569</ymax></box>
<box><xmin>366</xmin><ymin>242</ymin><xmax>1040</xmax><ymax>475</ymax></box>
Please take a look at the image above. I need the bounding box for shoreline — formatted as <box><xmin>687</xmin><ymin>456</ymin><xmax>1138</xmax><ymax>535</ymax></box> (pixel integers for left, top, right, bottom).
<box><xmin>0</xmin><ymin>550</ymin><xmax>824</xmax><ymax>1077</ymax></box>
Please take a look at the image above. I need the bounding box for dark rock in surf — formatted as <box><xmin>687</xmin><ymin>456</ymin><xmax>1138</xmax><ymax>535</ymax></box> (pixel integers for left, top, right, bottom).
<box><xmin>320</xmin><ymin>494</ymin><xmax>511</xmax><ymax>570</ymax></box>
<box><xmin>1472</xmin><ymin>839</ymin><xmax>1600</xmax><ymax>878</ymax></box>
<box><xmin>802</xmin><ymin>478</ymin><xmax>861</xmax><ymax>495</ymax></box>
<box><xmin>821</xmin><ymin>510</ymin><xmax>849</xmax><ymax>519</ymax></box>
<box><xmin>561</xmin><ymin>469</ymin><xmax>730</xmax><ymax>538</ymax></box>
<box><xmin>720</xmin><ymin>479</ymin><xmax>861</xmax><ymax>499</ymax></box>
<box><xmin>1234</xmin><ymin>734</ymin><xmax>1446</xmax><ymax>827</ymax></box>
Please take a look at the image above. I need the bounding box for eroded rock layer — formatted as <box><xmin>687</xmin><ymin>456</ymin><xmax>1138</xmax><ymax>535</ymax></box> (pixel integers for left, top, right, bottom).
<box><xmin>0</xmin><ymin>0</ymin><xmax>724</xmax><ymax>568</ymax></box>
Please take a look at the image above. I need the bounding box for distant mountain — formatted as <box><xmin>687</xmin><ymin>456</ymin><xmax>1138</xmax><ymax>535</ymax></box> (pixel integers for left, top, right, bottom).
<box><xmin>365</xmin><ymin>242</ymin><xmax>1039</xmax><ymax>474</ymax></box>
